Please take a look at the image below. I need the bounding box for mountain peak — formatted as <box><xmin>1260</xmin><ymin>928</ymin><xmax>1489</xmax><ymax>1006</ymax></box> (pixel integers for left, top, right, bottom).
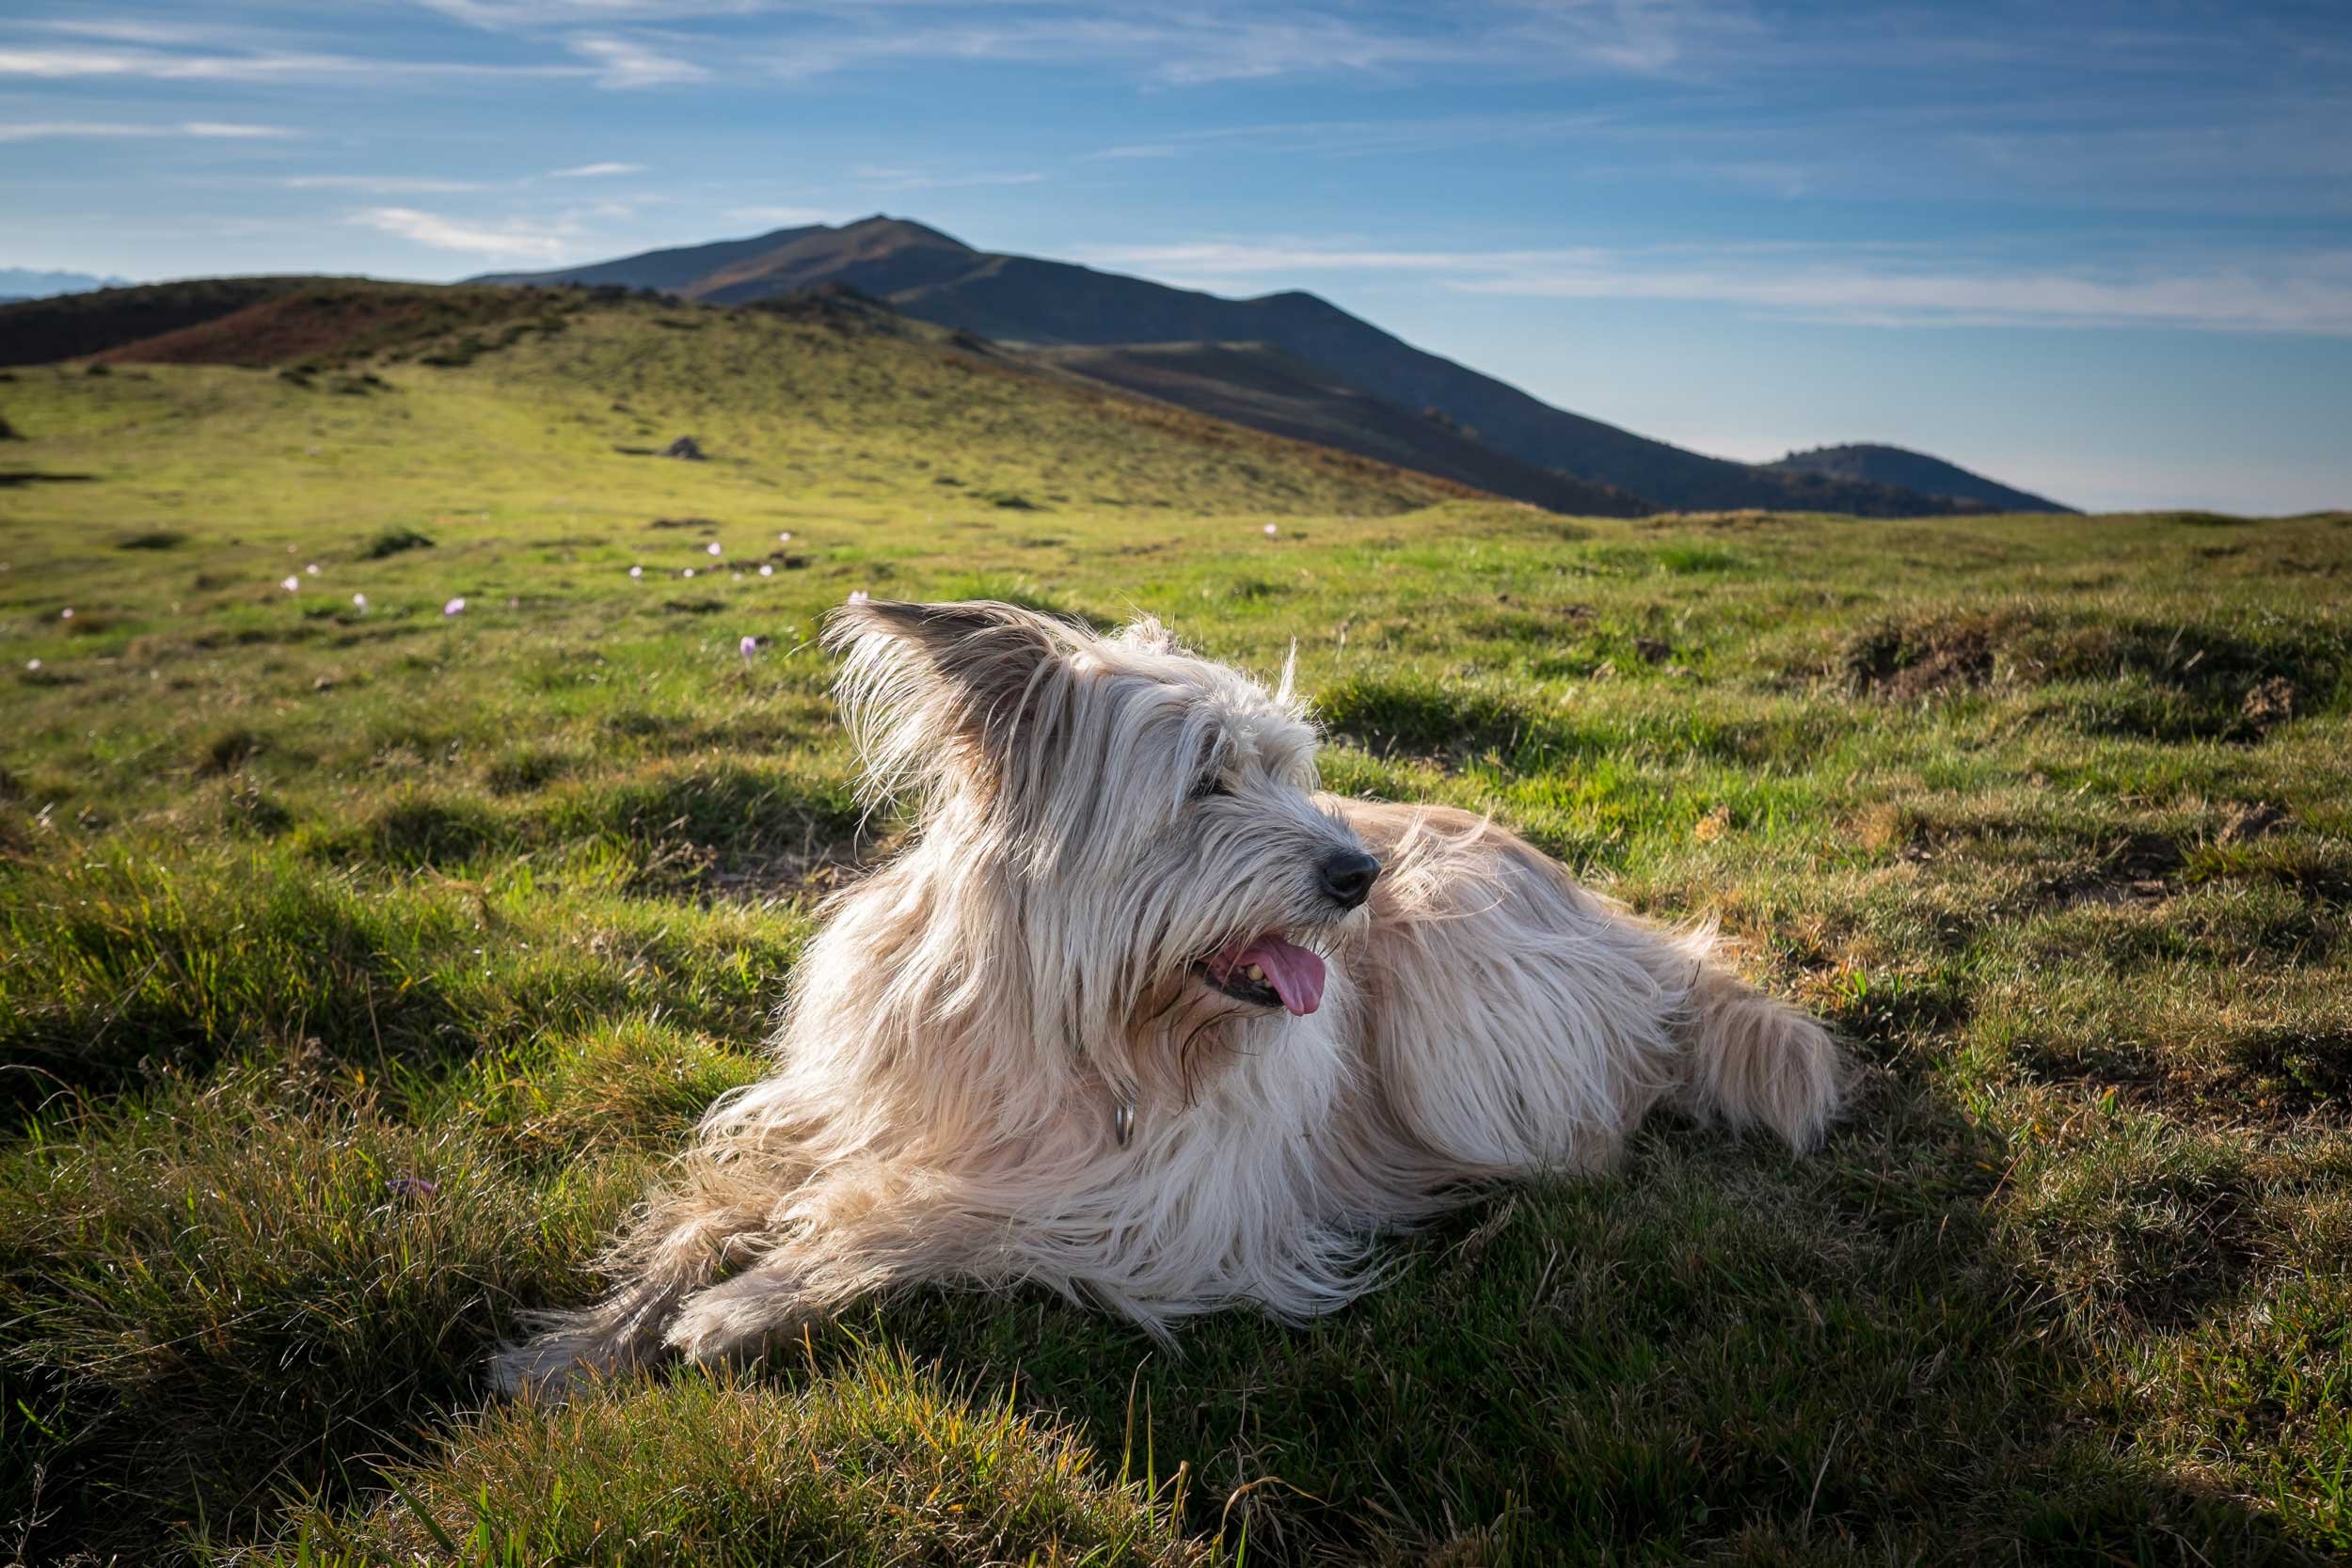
<box><xmin>838</xmin><ymin>214</ymin><xmax>975</xmax><ymax>250</ymax></box>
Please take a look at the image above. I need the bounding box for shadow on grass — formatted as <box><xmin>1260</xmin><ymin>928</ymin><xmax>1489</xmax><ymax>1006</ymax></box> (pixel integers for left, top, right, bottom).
<box><xmin>201</xmin><ymin>1070</ymin><xmax>2336</xmax><ymax>1566</ymax></box>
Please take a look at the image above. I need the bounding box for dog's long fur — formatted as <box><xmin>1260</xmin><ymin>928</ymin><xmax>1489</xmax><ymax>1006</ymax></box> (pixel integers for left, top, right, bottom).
<box><xmin>493</xmin><ymin>599</ymin><xmax>1843</xmax><ymax>1392</ymax></box>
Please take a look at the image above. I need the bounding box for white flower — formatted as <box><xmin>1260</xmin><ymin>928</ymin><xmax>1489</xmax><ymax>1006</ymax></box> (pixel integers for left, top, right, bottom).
<box><xmin>847</xmin><ymin>589</ymin><xmax>870</xmax><ymax>606</ymax></box>
<box><xmin>778</xmin><ymin>531</ymin><xmax>792</xmax><ymax>544</ymax></box>
<box><xmin>628</xmin><ymin>564</ymin><xmax>644</xmax><ymax>578</ymax></box>
<box><xmin>305</xmin><ymin>562</ymin><xmax>320</xmax><ymax>576</ymax></box>
<box><xmin>732</xmin><ymin>572</ymin><xmax>743</xmax><ymax>581</ymax></box>
<box><xmin>60</xmin><ymin>607</ymin><xmax>74</xmax><ymax>619</ymax></box>
<box><xmin>1263</xmin><ymin>523</ymin><xmax>1279</xmax><ymax>537</ymax></box>
<box><xmin>682</xmin><ymin>567</ymin><xmax>695</xmax><ymax>578</ymax></box>
<box><xmin>443</xmin><ymin>596</ymin><xmax>467</xmax><ymax>615</ymax></box>
<box><xmin>280</xmin><ymin>577</ymin><xmax>300</xmax><ymax>593</ymax></box>
<box><xmin>758</xmin><ymin>564</ymin><xmax>773</xmax><ymax>578</ymax></box>
<box><xmin>706</xmin><ymin>541</ymin><xmax>722</xmax><ymax>556</ymax></box>
<box><xmin>25</xmin><ymin>658</ymin><xmax>40</xmax><ymax>672</ymax></box>
<box><xmin>352</xmin><ymin>593</ymin><xmax>368</xmax><ymax>610</ymax></box>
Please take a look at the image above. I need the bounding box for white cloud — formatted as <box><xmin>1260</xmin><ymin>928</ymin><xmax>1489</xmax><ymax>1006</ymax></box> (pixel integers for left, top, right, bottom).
<box><xmin>348</xmin><ymin>205</ymin><xmax>579</xmax><ymax>260</ymax></box>
<box><xmin>183</xmin><ymin>121</ymin><xmax>301</xmax><ymax>138</ymax></box>
<box><xmin>849</xmin><ymin>165</ymin><xmax>1042</xmax><ymax>191</ymax></box>
<box><xmin>550</xmin><ymin>160</ymin><xmax>645</xmax><ymax>177</ymax></box>
<box><xmin>1074</xmin><ymin>238</ymin><xmax>2352</xmax><ymax>336</ymax></box>
<box><xmin>285</xmin><ymin>175</ymin><xmax>494</xmax><ymax>193</ymax></box>
<box><xmin>417</xmin><ymin>0</ymin><xmax>768</xmax><ymax>26</ymax></box>
<box><xmin>0</xmin><ymin>119</ymin><xmax>145</xmax><ymax>140</ymax></box>
<box><xmin>0</xmin><ymin>119</ymin><xmax>298</xmax><ymax>141</ymax></box>
<box><xmin>0</xmin><ymin>43</ymin><xmax>575</xmax><ymax>82</ymax></box>
<box><xmin>567</xmin><ymin>33</ymin><xmax>706</xmax><ymax>86</ymax></box>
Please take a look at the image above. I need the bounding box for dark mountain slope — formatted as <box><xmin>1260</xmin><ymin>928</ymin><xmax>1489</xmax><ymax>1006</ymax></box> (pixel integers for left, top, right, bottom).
<box><xmin>1766</xmin><ymin>443</ymin><xmax>2074</xmax><ymax>514</ymax></box>
<box><xmin>1030</xmin><ymin>341</ymin><xmax>1645</xmax><ymax>516</ymax></box>
<box><xmin>0</xmin><ymin>278</ymin><xmax>310</xmax><ymax>367</ymax></box>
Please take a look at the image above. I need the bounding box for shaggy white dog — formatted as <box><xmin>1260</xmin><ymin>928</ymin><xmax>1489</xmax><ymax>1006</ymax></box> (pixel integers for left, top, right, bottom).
<box><xmin>495</xmin><ymin>599</ymin><xmax>1843</xmax><ymax>1392</ymax></box>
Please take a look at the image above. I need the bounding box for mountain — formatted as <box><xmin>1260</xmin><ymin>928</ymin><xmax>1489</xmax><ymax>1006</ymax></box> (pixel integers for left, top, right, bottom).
<box><xmin>0</xmin><ymin>266</ymin><xmax>132</xmax><ymax>301</ymax></box>
<box><xmin>472</xmin><ymin>216</ymin><xmax>2066</xmax><ymax>516</ymax></box>
<box><xmin>1026</xmin><ymin>341</ymin><xmax>1644</xmax><ymax>517</ymax></box>
<box><xmin>1764</xmin><ymin>444</ymin><xmax>2074</xmax><ymax>515</ymax></box>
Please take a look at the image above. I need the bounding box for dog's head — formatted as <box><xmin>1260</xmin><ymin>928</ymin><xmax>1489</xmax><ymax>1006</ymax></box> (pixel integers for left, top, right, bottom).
<box><xmin>824</xmin><ymin>598</ymin><xmax>1378</xmax><ymax>1039</ymax></box>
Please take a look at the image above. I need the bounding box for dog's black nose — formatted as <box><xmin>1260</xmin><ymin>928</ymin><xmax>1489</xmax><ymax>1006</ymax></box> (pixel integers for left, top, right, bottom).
<box><xmin>1318</xmin><ymin>848</ymin><xmax>1381</xmax><ymax>909</ymax></box>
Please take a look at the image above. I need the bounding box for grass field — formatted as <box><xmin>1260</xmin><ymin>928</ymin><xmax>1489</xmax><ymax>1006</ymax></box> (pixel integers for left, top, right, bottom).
<box><xmin>3</xmin><ymin>295</ymin><xmax>2349</xmax><ymax>1564</ymax></box>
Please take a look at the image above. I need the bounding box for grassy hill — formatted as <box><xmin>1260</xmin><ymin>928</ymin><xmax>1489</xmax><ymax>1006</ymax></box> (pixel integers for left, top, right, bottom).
<box><xmin>2</xmin><ymin>296</ymin><xmax>2350</xmax><ymax>1564</ymax></box>
<box><xmin>478</xmin><ymin>216</ymin><xmax>2064</xmax><ymax>518</ymax></box>
<box><xmin>1768</xmin><ymin>443</ymin><xmax>2075</xmax><ymax>515</ymax></box>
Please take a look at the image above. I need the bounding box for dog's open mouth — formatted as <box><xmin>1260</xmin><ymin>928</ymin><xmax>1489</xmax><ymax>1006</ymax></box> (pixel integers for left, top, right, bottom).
<box><xmin>1200</xmin><ymin>932</ymin><xmax>1327</xmax><ymax>1016</ymax></box>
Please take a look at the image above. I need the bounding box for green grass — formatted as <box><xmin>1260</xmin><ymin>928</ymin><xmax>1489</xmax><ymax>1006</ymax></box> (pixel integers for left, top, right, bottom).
<box><xmin>3</xmin><ymin>297</ymin><xmax>2350</xmax><ymax>1564</ymax></box>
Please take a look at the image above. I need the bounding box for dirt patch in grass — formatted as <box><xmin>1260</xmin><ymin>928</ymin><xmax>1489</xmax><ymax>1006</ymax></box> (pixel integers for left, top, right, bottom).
<box><xmin>1841</xmin><ymin>613</ymin><xmax>2002</xmax><ymax>700</ymax></box>
<box><xmin>361</xmin><ymin>526</ymin><xmax>435</xmax><ymax>559</ymax></box>
<box><xmin>112</xmin><ymin>528</ymin><xmax>187</xmax><ymax>551</ymax></box>
<box><xmin>196</xmin><ymin>726</ymin><xmax>263</xmax><ymax>776</ymax></box>
<box><xmin>2036</xmin><ymin>831</ymin><xmax>2185</xmax><ymax>909</ymax></box>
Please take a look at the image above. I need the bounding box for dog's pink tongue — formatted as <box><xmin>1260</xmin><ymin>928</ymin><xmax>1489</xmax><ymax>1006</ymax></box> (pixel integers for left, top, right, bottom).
<box><xmin>1234</xmin><ymin>934</ymin><xmax>1326</xmax><ymax>1016</ymax></box>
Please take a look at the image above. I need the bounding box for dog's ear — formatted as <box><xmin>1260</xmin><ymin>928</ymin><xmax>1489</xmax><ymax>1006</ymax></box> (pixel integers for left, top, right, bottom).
<box><xmin>823</xmin><ymin>598</ymin><xmax>1080</xmax><ymax>809</ymax></box>
<box><xmin>1116</xmin><ymin>615</ymin><xmax>1183</xmax><ymax>656</ymax></box>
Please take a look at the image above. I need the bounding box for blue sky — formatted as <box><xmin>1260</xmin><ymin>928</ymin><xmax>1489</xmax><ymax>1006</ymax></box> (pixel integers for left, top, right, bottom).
<box><xmin>4</xmin><ymin>2</ymin><xmax>2347</xmax><ymax>513</ymax></box>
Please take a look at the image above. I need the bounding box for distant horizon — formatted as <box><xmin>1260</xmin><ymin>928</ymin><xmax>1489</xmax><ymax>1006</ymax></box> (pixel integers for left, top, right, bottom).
<box><xmin>6</xmin><ymin>2</ymin><xmax>2347</xmax><ymax>513</ymax></box>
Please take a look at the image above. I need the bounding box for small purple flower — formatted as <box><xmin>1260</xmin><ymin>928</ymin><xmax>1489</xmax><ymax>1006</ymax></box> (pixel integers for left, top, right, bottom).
<box><xmin>443</xmin><ymin>596</ymin><xmax>467</xmax><ymax>616</ymax></box>
<box><xmin>386</xmin><ymin>1176</ymin><xmax>438</xmax><ymax>1198</ymax></box>
<box><xmin>739</xmin><ymin>634</ymin><xmax>758</xmax><ymax>664</ymax></box>
<box><xmin>60</xmin><ymin>607</ymin><xmax>74</xmax><ymax>619</ymax></box>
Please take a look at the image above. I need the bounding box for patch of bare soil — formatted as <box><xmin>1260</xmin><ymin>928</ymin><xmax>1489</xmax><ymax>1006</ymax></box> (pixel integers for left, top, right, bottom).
<box><xmin>1840</xmin><ymin>614</ymin><xmax>2003</xmax><ymax>700</ymax></box>
<box><xmin>2037</xmin><ymin>832</ymin><xmax>2185</xmax><ymax>909</ymax></box>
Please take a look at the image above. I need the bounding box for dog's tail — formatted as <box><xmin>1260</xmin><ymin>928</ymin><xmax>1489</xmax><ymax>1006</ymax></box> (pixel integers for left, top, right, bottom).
<box><xmin>1671</xmin><ymin>941</ymin><xmax>1846</xmax><ymax>1152</ymax></box>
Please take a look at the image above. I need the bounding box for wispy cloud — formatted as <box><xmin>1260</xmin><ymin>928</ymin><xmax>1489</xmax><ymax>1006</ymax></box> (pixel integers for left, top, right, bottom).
<box><xmin>0</xmin><ymin>118</ymin><xmax>297</xmax><ymax>141</ymax></box>
<box><xmin>348</xmin><ymin>205</ymin><xmax>580</xmax><ymax>260</ymax></box>
<box><xmin>849</xmin><ymin>164</ymin><xmax>1042</xmax><ymax>191</ymax></box>
<box><xmin>550</xmin><ymin>160</ymin><xmax>645</xmax><ymax>177</ymax></box>
<box><xmin>0</xmin><ymin>42</ymin><xmax>576</xmax><ymax>83</ymax></box>
<box><xmin>416</xmin><ymin>0</ymin><xmax>770</xmax><ymax>26</ymax></box>
<box><xmin>1076</xmin><ymin>238</ymin><xmax>2352</xmax><ymax>335</ymax></box>
<box><xmin>284</xmin><ymin>175</ymin><xmax>493</xmax><ymax>194</ymax></box>
<box><xmin>754</xmin><ymin>6</ymin><xmax>1724</xmax><ymax>88</ymax></box>
<box><xmin>567</xmin><ymin>33</ymin><xmax>706</xmax><ymax>86</ymax></box>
